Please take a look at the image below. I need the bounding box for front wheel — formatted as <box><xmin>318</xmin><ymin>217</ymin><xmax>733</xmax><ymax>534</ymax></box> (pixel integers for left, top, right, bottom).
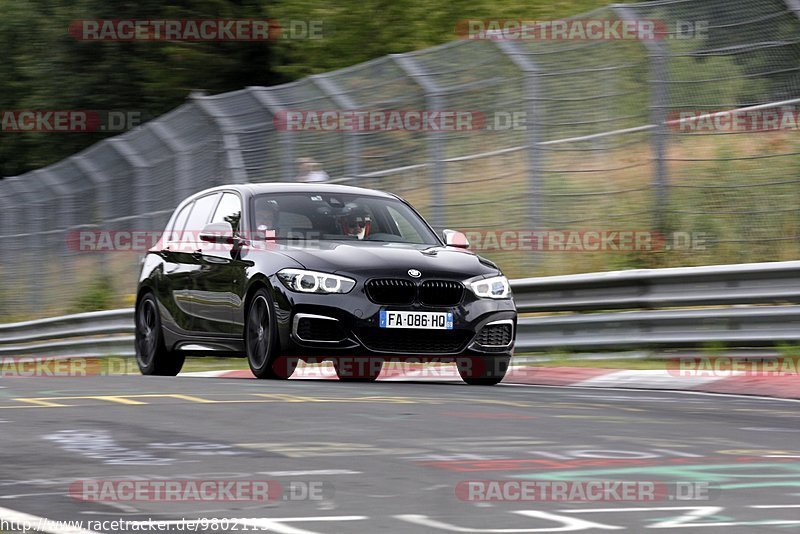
<box><xmin>457</xmin><ymin>355</ymin><xmax>510</xmax><ymax>386</ymax></box>
<box><xmin>135</xmin><ymin>293</ymin><xmax>185</xmax><ymax>376</ymax></box>
<box><xmin>246</xmin><ymin>289</ymin><xmax>296</xmax><ymax>379</ymax></box>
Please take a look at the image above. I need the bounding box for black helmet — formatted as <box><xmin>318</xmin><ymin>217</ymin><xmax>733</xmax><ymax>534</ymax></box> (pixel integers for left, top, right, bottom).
<box><xmin>338</xmin><ymin>204</ymin><xmax>371</xmax><ymax>238</ymax></box>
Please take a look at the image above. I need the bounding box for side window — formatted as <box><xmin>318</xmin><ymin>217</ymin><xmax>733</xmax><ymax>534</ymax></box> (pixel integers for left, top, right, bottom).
<box><xmin>166</xmin><ymin>202</ymin><xmax>192</xmax><ymax>245</ymax></box>
<box><xmin>211</xmin><ymin>193</ymin><xmax>242</xmax><ymax>234</ymax></box>
<box><xmin>183</xmin><ymin>193</ymin><xmax>220</xmax><ymax>243</ymax></box>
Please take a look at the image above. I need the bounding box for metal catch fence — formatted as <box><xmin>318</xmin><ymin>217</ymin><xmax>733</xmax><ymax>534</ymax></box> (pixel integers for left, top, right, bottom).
<box><xmin>2</xmin><ymin>0</ymin><xmax>800</xmax><ymax>320</ymax></box>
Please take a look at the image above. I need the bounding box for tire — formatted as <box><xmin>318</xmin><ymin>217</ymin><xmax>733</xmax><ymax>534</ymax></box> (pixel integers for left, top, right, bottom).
<box><xmin>333</xmin><ymin>356</ymin><xmax>383</xmax><ymax>382</ymax></box>
<box><xmin>135</xmin><ymin>293</ymin><xmax>185</xmax><ymax>376</ymax></box>
<box><xmin>457</xmin><ymin>355</ymin><xmax>510</xmax><ymax>386</ymax></box>
<box><xmin>246</xmin><ymin>288</ymin><xmax>297</xmax><ymax>379</ymax></box>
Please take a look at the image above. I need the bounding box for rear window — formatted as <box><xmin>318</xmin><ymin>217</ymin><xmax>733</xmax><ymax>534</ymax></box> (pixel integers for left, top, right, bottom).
<box><xmin>184</xmin><ymin>193</ymin><xmax>220</xmax><ymax>243</ymax></box>
<box><xmin>165</xmin><ymin>202</ymin><xmax>192</xmax><ymax>244</ymax></box>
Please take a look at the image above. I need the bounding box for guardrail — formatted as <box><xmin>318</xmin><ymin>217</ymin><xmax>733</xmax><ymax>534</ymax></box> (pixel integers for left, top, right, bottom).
<box><xmin>513</xmin><ymin>260</ymin><xmax>800</xmax><ymax>351</ymax></box>
<box><xmin>3</xmin><ymin>260</ymin><xmax>800</xmax><ymax>357</ymax></box>
<box><xmin>0</xmin><ymin>309</ymin><xmax>134</xmax><ymax>358</ymax></box>
<box><xmin>512</xmin><ymin>260</ymin><xmax>800</xmax><ymax>312</ymax></box>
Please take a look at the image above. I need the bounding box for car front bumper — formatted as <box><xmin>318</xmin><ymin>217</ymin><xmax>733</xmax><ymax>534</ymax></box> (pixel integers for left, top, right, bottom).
<box><xmin>269</xmin><ymin>275</ymin><xmax>517</xmax><ymax>359</ymax></box>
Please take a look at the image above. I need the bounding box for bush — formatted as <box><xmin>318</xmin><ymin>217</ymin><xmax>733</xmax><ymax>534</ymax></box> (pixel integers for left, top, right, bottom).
<box><xmin>69</xmin><ymin>277</ymin><xmax>116</xmax><ymax>314</ymax></box>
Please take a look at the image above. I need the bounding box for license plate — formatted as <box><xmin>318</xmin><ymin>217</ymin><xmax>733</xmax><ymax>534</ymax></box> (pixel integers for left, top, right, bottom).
<box><xmin>379</xmin><ymin>310</ymin><xmax>453</xmax><ymax>330</ymax></box>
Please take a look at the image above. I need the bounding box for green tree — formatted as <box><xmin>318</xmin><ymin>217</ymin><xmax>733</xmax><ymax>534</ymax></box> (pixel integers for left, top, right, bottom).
<box><xmin>0</xmin><ymin>0</ymin><xmax>609</xmax><ymax>177</ymax></box>
<box><xmin>0</xmin><ymin>0</ymin><xmax>285</xmax><ymax>176</ymax></box>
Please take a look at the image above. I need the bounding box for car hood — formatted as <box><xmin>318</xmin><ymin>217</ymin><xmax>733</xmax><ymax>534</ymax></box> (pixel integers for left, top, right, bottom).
<box><xmin>273</xmin><ymin>241</ymin><xmax>500</xmax><ymax>279</ymax></box>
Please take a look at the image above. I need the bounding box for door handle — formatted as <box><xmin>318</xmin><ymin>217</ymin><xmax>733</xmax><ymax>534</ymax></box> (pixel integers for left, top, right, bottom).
<box><xmin>204</xmin><ymin>256</ymin><xmax>230</xmax><ymax>265</ymax></box>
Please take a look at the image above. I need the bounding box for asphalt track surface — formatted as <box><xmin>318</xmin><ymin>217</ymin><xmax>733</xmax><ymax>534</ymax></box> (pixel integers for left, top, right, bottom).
<box><xmin>1</xmin><ymin>374</ymin><xmax>800</xmax><ymax>533</ymax></box>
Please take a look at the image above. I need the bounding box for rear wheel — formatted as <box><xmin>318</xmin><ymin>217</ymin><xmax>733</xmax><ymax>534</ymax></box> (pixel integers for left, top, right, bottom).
<box><xmin>246</xmin><ymin>289</ymin><xmax>297</xmax><ymax>379</ymax></box>
<box><xmin>457</xmin><ymin>355</ymin><xmax>510</xmax><ymax>386</ymax></box>
<box><xmin>135</xmin><ymin>293</ymin><xmax>185</xmax><ymax>376</ymax></box>
<box><xmin>333</xmin><ymin>356</ymin><xmax>383</xmax><ymax>382</ymax></box>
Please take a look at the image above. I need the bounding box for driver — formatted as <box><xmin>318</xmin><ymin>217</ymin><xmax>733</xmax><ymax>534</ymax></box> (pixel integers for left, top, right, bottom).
<box><xmin>339</xmin><ymin>208</ymin><xmax>371</xmax><ymax>240</ymax></box>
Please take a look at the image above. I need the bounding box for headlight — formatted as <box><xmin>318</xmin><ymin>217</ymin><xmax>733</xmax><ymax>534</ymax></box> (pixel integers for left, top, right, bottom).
<box><xmin>469</xmin><ymin>275</ymin><xmax>511</xmax><ymax>299</ymax></box>
<box><xmin>277</xmin><ymin>269</ymin><xmax>356</xmax><ymax>294</ymax></box>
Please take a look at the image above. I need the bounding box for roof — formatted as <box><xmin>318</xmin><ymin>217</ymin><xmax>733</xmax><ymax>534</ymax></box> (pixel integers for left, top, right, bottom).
<box><xmin>191</xmin><ymin>182</ymin><xmax>398</xmax><ymax>200</ymax></box>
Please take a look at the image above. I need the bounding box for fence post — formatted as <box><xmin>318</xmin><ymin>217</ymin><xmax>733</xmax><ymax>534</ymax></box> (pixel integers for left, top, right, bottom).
<box><xmin>191</xmin><ymin>92</ymin><xmax>250</xmax><ymax>184</ymax></box>
<box><xmin>784</xmin><ymin>0</ymin><xmax>800</xmax><ymax>18</ymax></box>
<box><xmin>0</xmin><ymin>188</ymin><xmax>10</xmax><ymax>236</ymax></box>
<box><xmin>249</xmin><ymin>88</ymin><xmax>293</xmax><ymax>182</ymax></box>
<box><xmin>74</xmin><ymin>151</ymin><xmax>114</xmax><ymax>276</ymax></box>
<box><xmin>0</xmin><ymin>185</ymin><xmax>16</xmax><ymax>317</ymax></box>
<box><xmin>35</xmin><ymin>168</ymin><xmax>73</xmax><ymax>233</ymax></box>
<box><xmin>73</xmin><ymin>154</ymin><xmax>110</xmax><ymax>225</ymax></box>
<box><xmin>494</xmin><ymin>39</ymin><xmax>543</xmax><ymax>257</ymax></box>
<box><xmin>109</xmin><ymin>137</ymin><xmax>161</xmax><ymax>286</ymax></box>
<box><xmin>311</xmin><ymin>74</ymin><xmax>362</xmax><ymax>181</ymax></box>
<box><xmin>36</xmin><ymin>168</ymin><xmax>76</xmax><ymax>300</ymax></box>
<box><xmin>108</xmin><ymin>139</ymin><xmax>150</xmax><ymax>217</ymax></box>
<box><xmin>392</xmin><ymin>53</ymin><xmax>446</xmax><ymax>230</ymax></box>
<box><xmin>150</xmin><ymin>120</ymin><xmax>191</xmax><ymax>203</ymax></box>
<box><xmin>614</xmin><ymin>5</ymin><xmax>669</xmax><ymax>232</ymax></box>
<box><xmin>5</xmin><ymin>176</ymin><xmax>44</xmax><ymax>313</ymax></box>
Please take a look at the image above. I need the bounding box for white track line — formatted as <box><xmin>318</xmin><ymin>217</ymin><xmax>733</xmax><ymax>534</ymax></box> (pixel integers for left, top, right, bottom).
<box><xmin>573</xmin><ymin>369</ymin><xmax>725</xmax><ymax>389</ymax></box>
<box><xmin>500</xmin><ymin>382</ymin><xmax>800</xmax><ymax>403</ymax></box>
<box><xmin>0</xmin><ymin>505</ymin><xmax>102</xmax><ymax>534</ymax></box>
<box><xmin>179</xmin><ymin>368</ymin><xmax>800</xmax><ymax>403</ymax></box>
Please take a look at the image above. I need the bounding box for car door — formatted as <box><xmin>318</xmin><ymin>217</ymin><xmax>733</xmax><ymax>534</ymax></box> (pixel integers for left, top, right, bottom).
<box><xmin>192</xmin><ymin>191</ymin><xmax>245</xmax><ymax>336</ymax></box>
<box><xmin>176</xmin><ymin>192</ymin><xmax>220</xmax><ymax>333</ymax></box>
<box><xmin>157</xmin><ymin>200</ymin><xmax>197</xmax><ymax>335</ymax></box>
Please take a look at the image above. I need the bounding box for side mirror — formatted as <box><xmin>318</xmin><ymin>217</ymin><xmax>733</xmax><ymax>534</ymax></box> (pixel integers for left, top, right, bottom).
<box><xmin>199</xmin><ymin>221</ymin><xmax>234</xmax><ymax>244</ymax></box>
<box><xmin>443</xmin><ymin>229</ymin><xmax>469</xmax><ymax>249</ymax></box>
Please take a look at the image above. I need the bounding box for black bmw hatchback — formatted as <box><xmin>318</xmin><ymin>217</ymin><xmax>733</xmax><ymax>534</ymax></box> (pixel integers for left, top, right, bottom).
<box><xmin>135</xmin><ymin>183</ymin><xmax>516</xmax><ymax>384</ymax></box>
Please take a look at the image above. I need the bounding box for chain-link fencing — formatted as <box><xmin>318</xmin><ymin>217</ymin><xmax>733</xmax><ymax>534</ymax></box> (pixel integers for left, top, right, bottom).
<box><xmin>2</xmin><ymin>0</ymin><xmax>800</xmax><ymax>320</ymax></box>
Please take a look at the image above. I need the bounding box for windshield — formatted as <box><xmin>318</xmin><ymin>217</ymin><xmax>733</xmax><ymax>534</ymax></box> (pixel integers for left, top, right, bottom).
<box><xmin>250</xmin><ymin>192</ymin><xmax>441</xmax><ymax>245</ymax></box>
